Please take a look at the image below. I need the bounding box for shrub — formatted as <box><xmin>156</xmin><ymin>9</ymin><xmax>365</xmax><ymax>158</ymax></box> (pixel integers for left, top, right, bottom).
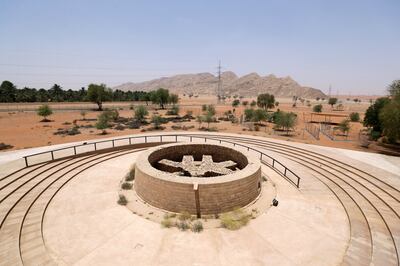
<box><xmin>313</xmin><ymin>104</ymin><xmax>322</xmax><ymax>113</ymax></box>
<box><xmin>125</xmin><ymin>166</ymin><xmax>135</xmax><ymax>181</ymax></box>
<box><xmin>176</xmin><ymin>221</ymin><xmax>190</xmax><ymax>231</ymax></box>
<box><xmin>220</xmin><ymin>209</ymin><xmax>251</xmax><ymax>230</ymax></box>
<box><xmin>178</xmin><ymin>211</ymin><xmax>191</xmax><ymax>221</ymax></box>
<box><xmin>68</xmin><ymin>126</ymin><xmax>80</xmax><ymax>135</ymax></box>
<box><xmin>161</xmin><ymin>218</ymin><xmax>173</xmax><ymax>228</ymax></box>
<box><xmin>192</xmin><ymin>221</ymin><xmax>203</xmax><ymax>233</ymax></box>
<box><xmin>0</xmin><ymin>143</ymin><xmax>13</xmax><ymax>150</ymax></box>
<box><xmin>37</xmin><ymin>104</ymin><xmax>53</xmax><ymax>121</ymax></box>
<box><xmin>96</xmin><ymin>111</ymin><xmax>110</xmax><ymax>134</ymax></box>
<box><xmin>134</xmin><ymin>105</ymin><xmax>148</xmax><ymax>122</ymax></box>
<box><xmin>151</xmin><ymin>115</ymin><xmax>163</xmax><ymax>129</ymax></box>
<box><xmin>80</xmin><ymin>110</ymin><xmax>87</xmax><ymax>120</ymax></box>
<box><xmin>166</xmin><ymin>105</ymin><xmax>180</xmax><ymax>115</ymax></box>
<box><xmin>117</xmin><ymin>194</ymin><xmax>127</xmax><ymax>205</ymax></box>
<box><xmin>121</xmin><ymin>182</ymin><xmax>133</xmax><ymax>190</ymax></box>
<box><xmin>349</xmin><ymin>112</ymin><xmax>360</xmax><ymax>122</ymax></box>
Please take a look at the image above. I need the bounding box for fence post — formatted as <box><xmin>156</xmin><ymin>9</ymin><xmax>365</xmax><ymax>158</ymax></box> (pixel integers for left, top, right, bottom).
<box><xmin>51</xmin><ymin>151</ymin><xmax>54</xmax><ymax>160</ymax></box>
<box><xmin>160</xmin><ymin>136</ymin><xmax>163</xmax><ymax>142</ymax></box>
<box><xmin>190</xmin><ymin>136</ymin><xmax>192</xmax><ymax>142</ymax></box>
<box><xmin>145</xmin><ymin>136</ymin><xmax>147</xmax><ymax>143</ymax></box>
<box><xmin>129</xmin><ymin>138</ymin><xmax>131</xmax><ymax>145</ymax></box>
<box><xmin>272</xmin><ymin>159</ymin><xmax>275</xmax><ymax>167</ymax></box>
<box><xmin>284</xmin><ymin>168</ymin><xmax>287</xmax><ymax>176</ymax></box>
<box><xmin>73</xmin><ymin>146</ymin><xmax>76</xmax><ymax>155</ymax></box>
<box><xmin>175</xmin><ymin>135</ymin><xmax>178</xmax><ymax>142</ymax></box>
<box><xmin>112</xmin><ymin>140</ymin><xmax>115</xmax><ymax>147</ymax></box>
<box><xmin>94</xmin><ymin>143</ymin><xmax>97</xmax><ymax>151</ymax></box>
<box><xmin>297</xmin><ymin>177</ymin><xmax>300</xmax><ymax>188</ymax></box>
<box><xmin>24</xmin><ymin>157</ymin><xmax>28</xmax><ymax>167</ymax></box>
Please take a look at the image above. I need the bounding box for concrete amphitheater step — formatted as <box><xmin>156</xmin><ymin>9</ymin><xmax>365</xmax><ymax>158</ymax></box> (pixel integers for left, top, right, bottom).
<box><xmin>186</xmin><ymin>134</ymin><xmax>400</xmax><ymax>265</ymax></box>
<box><xmin>19</xmin><ymin>149</ymin><xmax>138</xmax><ymax>265</ymax></box>
<box><xmin>0</xmin><ymin>150</ymin><xmax>131</xmax><ymax>266</ymax></box>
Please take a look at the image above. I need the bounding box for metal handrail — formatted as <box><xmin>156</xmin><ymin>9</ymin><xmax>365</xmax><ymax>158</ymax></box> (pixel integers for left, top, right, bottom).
<box><xmin>22</xmin><ymin>134</ymin><xmax>300</xmax><ymax>188</ymax></box>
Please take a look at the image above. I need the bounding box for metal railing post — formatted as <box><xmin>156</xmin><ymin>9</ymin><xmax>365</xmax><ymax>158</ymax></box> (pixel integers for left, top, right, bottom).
<box><xmin>190</xmin><ymin>136</ymin><xmax>192</xmax><ymax>142</ymax></box>
<box><xmin>73</xmin><ymin>146</ymin><xmax>76</xmax><ymax>155</ymax></box>
<box><xmin>24</xmin><ymin>157</ymin><xmax>28</xmax><ymax>167</ymax></box>
<box><xmin>175</xmin><ymin>135</ymin><xmax>178</xmax><ymax>142</ymax></box>
<box><xmin>145</xmin><ymin>136</ymin><xmax>147</xmax><ymax>143</ymax></box>
<box><xmin>160</xmin><ymin>136</ymin><xmax>163</xmax><ymax>142</ymax></box>
<box><xmin>51</xmin><ymin>151</ymin><xmax>54</xmax><ymax>160</ymax></box>
<box><xmin>112</xmin><ymin>140</ymin><xmax>115</xmax><ymax>147</ymax></box>
<box><xmin>284</xmin><ymin>168</ymin><xmax>287</xmax><ymax>176</ymax></box>
<box><xmin>129</xmin><ymin>138</ymin><xmax>131</xmax><ymax>145</ymax></box>
<box><xmin>272</xmin><ymin>159</ymin><xmax>275</xmax><ymax>167</ymax></box>
<box><xmin>94</xmin><ymin>143</ymin><xmax>97</xmax><ymax>150</ymax></box>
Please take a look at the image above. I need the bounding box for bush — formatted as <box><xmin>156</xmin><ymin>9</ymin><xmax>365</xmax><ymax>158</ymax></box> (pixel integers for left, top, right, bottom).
<box><xmin>117</xmin><ymin>194</ymin><xmax>127</xmax><ymax>205</ymax></box>
<box><xmin>37</xmin><ymin>104</ymin><xmax>53</xmax><ymax>121</ymax></box>
<box><xmin>220</xmin><ymin>209</ymin><xmax>251</xmax><ymax>230</ymax></box>
<box><xmin>121</xmin><ymin>182</ymin><xmax>133</xmax><ymax>190</ymax></box>
<box><xmin>125</xmin><ymin>166</ymin><xmax>135</xmax><ymax>181</ymax></box>
<box><xmin>313</xmin><ymin>104</ymin><xmax>322</xmax><ymax>113</ymax></box>
<box><xmin>161</xmin><ymin>218</ymin><xmax>173</xmax><ymax>228</ymax></box>
<box><xmin>178</xmin><ymin>211</ymin><xmax>191</xmax><ymax>221</ymax></box>
<box><xmin>166</xmin><ymin>105</ymin><xmax>180</xmax><ymax>115</ymax></box>
<box><xmin>192</xmin><ymin>221</ymin><xmax>203</xmax><ymax>233</ymax></box>
<box><xmin>176</xmin><ymin>221</ymin><xmax>190</xmax><ymax>231</ymax></box>
<box><xmin>0</xmin><ymin>143</ymin><xmax>13</xmax><ymax>150</ymax></box>
<box><xmin>134</xmin><ymin>105</ymin><xmax>148</xmax><ymax>122</ymax></box>
<box><xmin>349</xmin><ymin>112</ymin><xmax>360</xmax><ymax>122</ymax></box>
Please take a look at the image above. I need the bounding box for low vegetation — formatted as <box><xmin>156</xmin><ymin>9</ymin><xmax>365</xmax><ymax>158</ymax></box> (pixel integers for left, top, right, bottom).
<box><xmin>125</xmin><ymin>166</ymin><xmax>135</xmax><ymax>181</ymax></box>
<box><xmin>117</xmin><ymin>194</ymin><xmax>128</xmax><ymax>205</ymax></box>
<box><xmin>220</xmin><ymin>209</ymin><xmax>252</xmax><ymax>230</ymax></box>
<box><xmin>349</xmin><ymin>112</ymin><xmax>360</xmax><ymax>122</ymax></box>
<box><xmin>121</xmin><ymin>182</ymin><xmax>133</xmax><ymax>190</ymax></box>
<box><xmin>37</xmin><ymin>104</ymin><xmax>53</xmax><ymax>122</ymax></box>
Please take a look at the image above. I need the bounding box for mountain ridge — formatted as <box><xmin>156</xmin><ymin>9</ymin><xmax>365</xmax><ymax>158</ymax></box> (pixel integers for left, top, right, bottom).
<box><xmin>114</xmin><ymin>72</ymin><xmax>326</xmax><ymax>98</ymax></box>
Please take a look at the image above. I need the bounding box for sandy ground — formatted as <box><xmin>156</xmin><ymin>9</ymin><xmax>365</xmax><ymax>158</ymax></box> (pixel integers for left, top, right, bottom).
<box><xmin>0</xmin><ymin>96</ymin><xmax>394</xmax><ymax>155</ymax></box>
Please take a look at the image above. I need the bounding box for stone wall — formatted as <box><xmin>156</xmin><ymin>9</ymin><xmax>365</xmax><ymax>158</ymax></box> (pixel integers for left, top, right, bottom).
<box><xmin>134</xmin><ymin>143</ymin><xmax>262</xmax><ymax>215</ymax></box>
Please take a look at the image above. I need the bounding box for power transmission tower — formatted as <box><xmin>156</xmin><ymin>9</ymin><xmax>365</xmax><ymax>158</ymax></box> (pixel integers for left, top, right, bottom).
<box><xmin>216</xmin><ymin>60</ymin><xmax>223</xmax><ymax>102</ymax></box>
<box><xmin>328</xmin><ymin>84</ymin><xmax>332</xmax><ymax>98</ymax></box>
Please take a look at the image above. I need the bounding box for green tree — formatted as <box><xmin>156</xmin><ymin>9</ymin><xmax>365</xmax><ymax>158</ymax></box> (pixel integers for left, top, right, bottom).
<box><xmin>380</xmin><ymin>102</ymin><xmax>400</xmax><ymax>143</ymax></box>
<box><xmin>140</xmin><ymin>92</ymin><xmax>151</xmax><ymax>105</ymax></box>
<box><xmin>338</xmin><ymin>119</ymin><xmax>351</xmax><ymax>136</ymax></box>
<box><xmin>37</xmin><ymin>104</ymin><xmax>53</xmax><ymax>121</ymax></box>
<box><xmin>244</xmin><ymin>108</ymin><xmax>254</xmax><ymax>121</ymax></box>
<box><xmin>196</xmin><ymin>115</ymin><xmax>203</xmax><ymax>128</ymax></box>
<box><xmin>349</xmin><ymin>112</ymin><xmax>360</xmax><ymax>122</ymax></box>
<box><xmin>151</xmin><ymin>115</ymin><xmax>163</xmax><ymax>129</ymax></box>
<box><xmin>0</xmin><ymin>81</ymin><xmax>17</xmax><ymax>102</ymax></box>
<box><xmin>204</xmin><ymin>112</ymin><xmax>213</xmax><ymax>129</ymax></box>
<box><xmin>250</xmin><ymin>100</ymin><xmax>257</xmax><ymax>107</ymax></box>
<box><xmin>388</xmin><ymin>80</ymin><xmax>400</xmax><ymax>100</ymax></box>
<box><xmin>379</xmin><ymin>85</ymin><xmax>400</xmax><ymax>142</ymax></box>
<box><xmin>87</xmin><ymin>84</ymin><xmax>111</xmax><ymax>111</ymax></box>
<box><xmin>328</xmin><ymin>98</ymin><xmax>338</xmax><ymax>108</ymax></box>
<box><xmin>48</xmin><ymin>84</ymin><xmax>64</xmax><ymax>102</ymax></box>
<box><xmin>257</xmin><ymin>93</ymin><xmax>275</xmax><ymax>111</ymax></box>
<box><xmin>242</xmin><ymin>100</ymin><xmax>249</xmax><ymax>107</ymax></box>
<box><xmin>363</xmin><ymin>97</ymin><xmax>390</xmax><ymax>133</ymax></box>
<box><xmin>274</xmin><ymin>111</ymin><xmax>297</xmax><ymax>135</ymax></box>
<box><xmin>313</xmin><ymin>104</ymin><xmax>323</xmax><ymax>113</ymax></box>
<box><xmin>151</xmin><ymin>88</ymin><xmax>169</xmax><ymax>109</ymax></box>
<box><xmin>168</xmin><ymin>93</ymin><xmax>179</xmax><ymax>105</ymax></box>
<box><xmin>232</xmin><ymin>99</ymin><xmax>240</xmax><ymax>108</ymax></box>
<box><xmin>134</xmin><ymin>105</ymin><xmax>148</xmax><ymax>122</ymax></box>
<box><xmin>95</xmin><ymin>112</ymin><xmax>110</xmax><ymax>134</ymax></box>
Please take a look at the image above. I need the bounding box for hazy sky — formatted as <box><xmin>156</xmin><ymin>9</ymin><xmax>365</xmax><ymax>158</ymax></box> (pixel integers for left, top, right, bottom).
<box><xmin>0</xmin><ymin>0</ymin><xmax>399</xmax><ymax>95</ymax></box>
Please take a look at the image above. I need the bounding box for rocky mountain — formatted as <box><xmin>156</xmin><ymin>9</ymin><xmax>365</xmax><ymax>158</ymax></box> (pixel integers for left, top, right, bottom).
<box><xmin>114</xmin><ymin>72</ymin><xmax>326</xmax><ymax>98</ymax></box>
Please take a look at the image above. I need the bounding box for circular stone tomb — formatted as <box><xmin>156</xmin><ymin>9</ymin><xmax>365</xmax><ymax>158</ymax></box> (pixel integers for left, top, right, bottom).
<box><xmin>134</xmin><ymin>143</ymin><xmax>262</xmax><ymax>216</ymax></box>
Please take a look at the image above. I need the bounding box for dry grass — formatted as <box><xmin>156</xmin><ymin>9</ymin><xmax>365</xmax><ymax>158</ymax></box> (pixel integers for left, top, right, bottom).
<box><xmin>220</xmin><ymin>209</ymin><xmax>252</xmax><ymax>230</ymax></box>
